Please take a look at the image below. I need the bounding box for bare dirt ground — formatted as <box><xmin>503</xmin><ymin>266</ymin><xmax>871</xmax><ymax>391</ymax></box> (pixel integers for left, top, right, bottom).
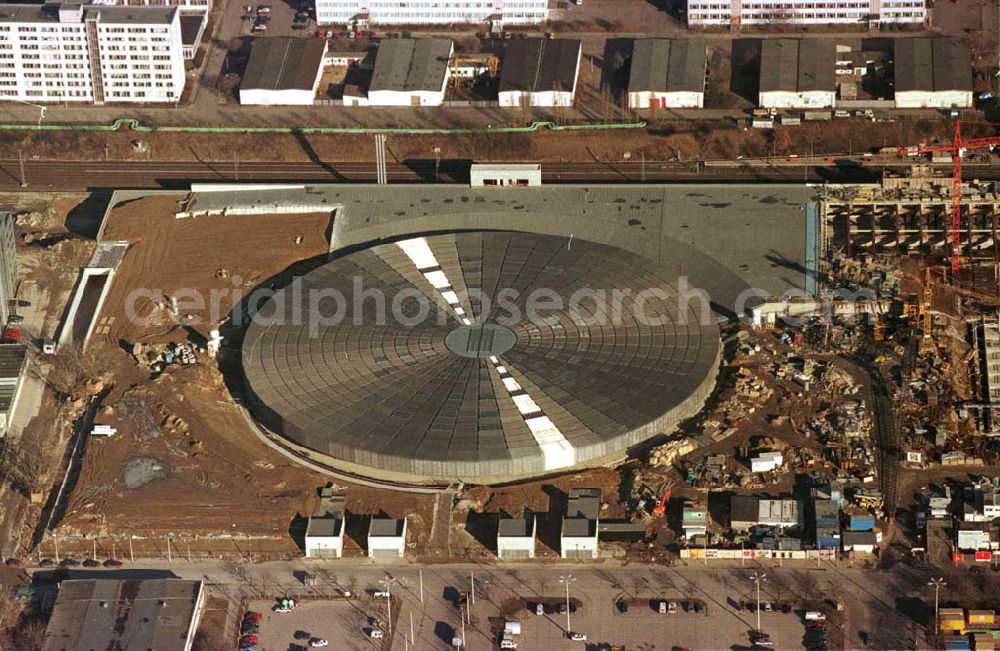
<box><xmin>46</xmin><ymin>197</ymin><xmax>448</xmax><ymax>559</ymax></box>
<box><xmin>0</xmin><ymin>117</ymin><xmax>975</xmax><ymax>168</ymax></box>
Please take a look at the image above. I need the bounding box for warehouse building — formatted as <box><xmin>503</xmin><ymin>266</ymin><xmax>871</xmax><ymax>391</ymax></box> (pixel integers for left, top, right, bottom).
<box><xmin>627</xmin><ymin>39</ymin><xmax>706</xmax><ymax>109</ymax></box>
<box><xmin>240</xmin><ymin>38</ymin><xmax>327</xmax><ymax>106</ymax></box>
<box><xmin>43</xmin><ymin>579</ymin><xmax>205</xmax><ymax>651</ymax></box>
<box><xmin>687</xmin><ymin>0</ymin><xmax>925</xmax><ymax>27</ymax></box>
<box><xmin>368</xmin><ymin>517</ymin><xmax>407</xmax><ymax>558</ymax></box>
<box><xmin>497</xmin><ymin>514</ymin><xmax>536</xmax><ymax>559</ymax></box>
<box><xmin>315</xmin><ymin>0</ymin><xmax>547</xmax><ymax>27</ymax></box>
<box><xmin>364</xmin><ymin>38</ymin><xmax>453</xmax><ymax>107</ymax></box>
<box><xmin>894</xmin><ymin>38</ymin><xmax>973</xmax><ymax>109</ymax></box>
<box><xmin>759</xmin><ymin>39</ymin><xmax>836</xmax><ymax>109</ymax></box>
<box><xmin>0</xmin><ymin>3</ymin><xmax>186</xmax><ymax>105</ymax></box>
<box><xmin>499</xmin><ymin>39</ymin><xmax>581</xmax><ymax>108</ymax></box>
<box><xmin>813</xmin><ymin>499</ymin><xmax>841</xmax><ymax>550</ymax></box>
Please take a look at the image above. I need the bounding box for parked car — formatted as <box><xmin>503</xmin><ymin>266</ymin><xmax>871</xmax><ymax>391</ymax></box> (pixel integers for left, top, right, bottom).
<box><xmin>569</xmin><ymin>632</ymin><xmax>586</xmax><ymax>641</ymax></box>
<box><xmin>273</xmin><ymin>606</ymin><xmax>292</xmax><ymax>613</ymax></box>
<box><xmin>4</xmin><ymin>558</ymin><xmax>19</xmax><ymax>567</ymax></box>
<box><xmin>617</xmin><ymin>600</ymin><xmax>628</xmax><ymax>614</ymax></box>
<box><xmin>658</xmin><ymin>601</ymin><xmax>667</xmax><ymax>614</ymax></box>
<box><xmin>240</xmin><ymin>623</ymin><xmax>259</xmax><ymax>636</ymax></box>
<box><xmin>103</xmin><ymin>559</ymin><xmax>123</xmax><ymax>567</ymax></box>
<box><xmin>39</xmin><ymin>558</ymin><xmax>54</xmax><ymax>567</ymax></box>
<box><xmin>59</xmin><ymin>558</ymin><xmax>79</xmax><ymax>567</ymax></box>
<box><xmin>240</xmin><ymin>635</ymin><xmax>259</xmax><ymax>645</ymax></box>
<box><xmin>243</xmin><ymin>612</ymin><xmax>262</xmax><ymax>623</ymax></box>
<box><xmin>668</xmin><ymin>601</ymin><xmax>678</xmax><ymax>614</ymax></box>
<box><xmin>762</xmin><ymin>601</ymin><xmax>773</xmax><ymax>612</ymax></box>
<box><xmin>369</xmin><ymin>629</ymin><xmax>384</xmax><ymax>639</ymax></box>
<box><xmin>693</xmin><ymin>601</ymin><xmax>704</xmax><ymax>614</ymax></box>
<box><xmin>82</xmin><ymin>559</ymin><xmax>100</xmax><ymax>568</ymax></box>
<box><xmin>309</xmin><ymin>640</ymin><xmax>328</xmax><ymax>648</ymax></box>
<box><xmin>535</xmin><ymin>602</ymin><xmax>545</xmax><ymax>615</ymax></box>
<box><xmin>805</xmin><ymin>611</ymin><xmax>826</xmax><ymax>621</ymax></box>
<box><xmin>780</xmin><ymin>603</ymin><xmax>792</xmax><ymax>614</ymax></box>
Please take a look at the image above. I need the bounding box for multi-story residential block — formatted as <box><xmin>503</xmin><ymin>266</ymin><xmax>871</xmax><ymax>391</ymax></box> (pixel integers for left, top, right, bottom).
<box><xmin>687</xmin><ymin>0</ymin><xmax>925</xmax><ymax>27</ymax></box>
<box><xmin>315</xmin><ymin>0</ymin><xmax>547</xmax><ymax>27</ymax></box>
<box><xmin>0</xmin><ymin>2</ymin><xmax>186</xmax><ymax>104</ymax></box>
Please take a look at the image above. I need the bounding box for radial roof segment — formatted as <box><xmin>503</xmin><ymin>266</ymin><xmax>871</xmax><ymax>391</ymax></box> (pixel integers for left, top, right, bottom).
<box><xmin>241</xmin><ymin>231</ymin><xmax>721</xmax><ymax>483</ymax></box>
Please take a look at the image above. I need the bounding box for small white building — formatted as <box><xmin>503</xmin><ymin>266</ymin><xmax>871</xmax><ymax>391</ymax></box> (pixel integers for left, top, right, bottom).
<box><xmin>368</xmin><ymin>517</ymin><xmax>407</xmax><ymax>558</ymax></box>
<box><xmin>841</xmin><ymin>530</ymin><xmax>878</xmax><ymax>554</ymax></box>
<box><xmin>757</xmin><ymin>498</ymin><xmax>802</xmax><ymax>530</ymax></box>
<box><xmin>497</xmin><ymin>515</ymin><xmax>536</xmax><ymax>559</ymax></box>
<box><xmin>305</xmin><ymin>515</ymin><xmax>345</xmax><ymax>558</ymax></box>
<box><xmin>366</xmin><ymin>38</ymin><xmax>453</xmax><ymax>107</ymax></box>
<box><xmin>894</xmin><ymin>38</ymin><xmax>973</xmax><ymax>109</ymax></box>
<box><xmin>561</xmin><ymin>488</ymin><xmax>600</xmax><ymax>559</ymax></box>
<box><xmin>750</xmin><ymin>450</ymin><xmax>783</xmax><ymax>473</ymax></box>
<box><xmin>498</xmin><ymin>39</ymin><xmax>580</xmax><ymax>108</ymax></box>
<box><xmin>627</xmin><ymin>39</ymin><xmax>706</xmax><ymax>109</ymax></box>
<box><xmin>239</xmin><ymin>38</ymin><xmax>328</xmax><ymax>106</ymax></box>
<box><xmin>470</xmin><ymin>164</ymin><xmax>541</xmax><ymax>187</ymax></box>
<box><xmin>758</xmin><ymin>39</ymin><xmax>836</xmax><ymax>109</ymax></box>
<box><xmin>957</xmin><ymin>523</ymin><xmax>997</xmax><ymax>551</ymax></box>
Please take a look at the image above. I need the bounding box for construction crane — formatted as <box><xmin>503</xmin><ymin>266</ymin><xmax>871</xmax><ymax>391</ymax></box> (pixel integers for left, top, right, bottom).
<box><xmin>899</xmin><ymin>121</ymin><xmax>1000</xmax><ymax>276</ymax></box>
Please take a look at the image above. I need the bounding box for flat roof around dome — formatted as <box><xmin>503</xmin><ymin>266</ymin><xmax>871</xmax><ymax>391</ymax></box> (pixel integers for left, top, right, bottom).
<box><xmin>241</xmin><ymin>231</ymin><xmax>720</xmax><ymax>483</ymax></box>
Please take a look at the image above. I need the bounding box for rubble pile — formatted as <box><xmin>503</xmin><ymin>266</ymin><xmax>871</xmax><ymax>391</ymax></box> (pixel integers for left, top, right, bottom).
<box><xmin>131</xmin><ymin>341</ymin><xmax>201</xmax><ymax>373</ymax></box>
<box><xmin>809</xmin><ymin>399</ymin><xmax>877</xmax><ymax>485</ymax></box>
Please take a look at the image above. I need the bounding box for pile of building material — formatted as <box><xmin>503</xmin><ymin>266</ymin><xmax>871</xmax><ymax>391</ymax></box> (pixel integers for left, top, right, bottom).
<box><xmin>809</xmin><ymin>399</ymin><xmax>877</xmax><ymax>485</ymax></box>
<box><xmin>131</xmin><ymin>341</ymin><xmax>200</xmax><ymax>373</ymax></box>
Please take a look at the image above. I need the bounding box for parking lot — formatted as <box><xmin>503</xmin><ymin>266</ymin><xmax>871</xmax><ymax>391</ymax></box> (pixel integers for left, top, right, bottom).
<box><xmin>242</xmin><ymin>599</ymin><xmax>389</xmax><ymax>651</ymax></box>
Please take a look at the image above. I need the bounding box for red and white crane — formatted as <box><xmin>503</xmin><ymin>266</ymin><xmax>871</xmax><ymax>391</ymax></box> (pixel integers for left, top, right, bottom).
<box><xmin>899</xmin><ymin>121</ymin><xmax>1000</xmax><ymax>275</ymax></box>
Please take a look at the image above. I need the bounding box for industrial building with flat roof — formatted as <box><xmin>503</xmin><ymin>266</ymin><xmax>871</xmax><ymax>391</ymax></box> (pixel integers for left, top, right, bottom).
<box><xmin>758</xmin><ymin>39</ymin><xmax>836</xmax><ymax>109</ymax></box>
<box><xmin>894</xmin><ymin>38</ymin><xmax>973</xmax><ymax>109</ymax></box>
<box><xmin>0</xmin><ymin>2</ymin><xmax>186</xmax><ymax>105</ymax></box>
<box><xmin>364</xmin><ymin>38</ymin><xmax>453</xmax><ymax>106</ymax></box>
<box><xmin>687</xmin><ymin>0</ymin><xmax>925</xmax><ymax>26</ymax></box>
<box><xmin>239</xmin><ymin>37</ymin><xmax>328</xmax><ymax>106</ymax></box>
<box><xmin>498</xmin><ymin>38</ymin><xmax>581</xmax><ymax>108</ymax></box>
<box><xmin>315</xmin><ymin>0</ymin><xmax>547</xmax><ymax>27</ymax></box>
<box><xmin>628</xmin><ymin>39</ymin><xmax>706</xmax><ymax>109</ymax></box>
<box><xmin>497</xmin><ymin>514</ymin><xmax>537</xmax><ymax>559</ymax></box>
<box><xmin>43</xmin><ymin>579</ymin><xmax>205</xmax><ymax>651</ymax></box>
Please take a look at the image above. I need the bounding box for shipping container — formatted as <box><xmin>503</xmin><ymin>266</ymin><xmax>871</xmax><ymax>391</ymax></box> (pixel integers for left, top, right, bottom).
<box><xmin>803</xmin><ymin>110</ymin><xmax>832</xmax><ymax>121</ymax></box>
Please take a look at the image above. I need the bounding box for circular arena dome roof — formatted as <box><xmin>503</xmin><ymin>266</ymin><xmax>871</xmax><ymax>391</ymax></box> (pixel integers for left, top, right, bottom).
<box><xmin>241</xmin><ymin>231</ymin><xmax>720</xmax><ymax>484</ymax></box>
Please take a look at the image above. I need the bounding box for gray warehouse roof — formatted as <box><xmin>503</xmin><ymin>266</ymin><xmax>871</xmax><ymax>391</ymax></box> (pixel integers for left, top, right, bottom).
<box><xmin>241</xmin><ymin>37</ymin><xmax>326</xmax><ymax>92</ymax></box>
<box><xmin>498</xmin><ymin>516</ymin><xmax>534</xmax><ymax>537</ymax></box>
<box><xmin>369</xmin><ymin>38</ymin><xmax>452</xmax><ymax>93</ymax></box>
<box><xmin>500</xmin><ymin>38</ymin><xmax>581</xmax><ymax>93</ymax></box>
<box><xmin>43</xmin><ymin>579</ymin><xmax>203</xmax><ymax>651</ymax></box>
<box><xmin>895</xmin><ymin>38</ymin><xmax>973</xmax><ymax>93</ymax></box>
<box><xmin>628</xmin><ymin>39</ymin><xmax>706</xmax><ymax>94</ymax></box>
<box><xmin>0</xmin><ymin>343</ymin><xmax>26</xmax><ymax>379</ymax></box>
<box><xmin>760</xmin><ymin>39</ymin><xmax>835</xmax><ymax>93</ymax></box>
<box><xmin>563</xmin><ymin>518</ymin><xmax>596</xmax><ymax>538</ymax></box>
<box><xmin>567</xmin><ymin>488</ymin><xmax>602</xmax><ymax>519</ymax></box>
<box><xmin>730</xmin><ymin>495</ymin><xmax>760</xmax><ymax>524</ymax></box>
<box><xmin>306</xmin><ymin>516</ymin><xmax>343</xmax><ymax>538</ymax></box>
<box><xmin>369</xmin><ymin>517</ymin><xmax>405</xmax><ymax>537</ymax></box>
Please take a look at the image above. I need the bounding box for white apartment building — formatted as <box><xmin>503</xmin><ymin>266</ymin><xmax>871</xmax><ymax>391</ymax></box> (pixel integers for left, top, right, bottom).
<box><xmin>0</xmin><ymin>2</ymin><xmax>186</xmax><ymax>105</ymax></box>
<box><xmin>91</xmin><ymin>0</ymin><xmax>211</xmax><ymax>14</ymax></box>
<box><xmin>687</xmin><ymin>0</ymin><xmax>925</xmax><ymax>27</ymax></box>
<box><xmin>315</xmin><ymin>0</ymin><xmax>547</xmax><ymax>27</ymax></box>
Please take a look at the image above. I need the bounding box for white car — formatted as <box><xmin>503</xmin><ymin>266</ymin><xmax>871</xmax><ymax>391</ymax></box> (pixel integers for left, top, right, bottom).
<box><xmin>272</xmin><ymin>606</ymin><xmax>292</xmax><ymax>613</ymax></box>
<box><xmin>309</xmin><ymin>640</ymin><xmax>329</xmax><ymax>648</ymax></box>
<box><xmin>373</xmin><ymin>590</ymin><xmax>391</xmax><ymax>598</ymax></box>
<box><xmin>569</xmin><ymin>632</ymin><xmax>586</xmax><ymax>641</ymax></box>
<box><xmin>369</xmin><ymin>629</ymin><xmax>384</xmax><ymax>639</ymax></box>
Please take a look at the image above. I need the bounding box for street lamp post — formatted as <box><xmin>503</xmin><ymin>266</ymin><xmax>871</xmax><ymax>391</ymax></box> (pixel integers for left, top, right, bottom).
<box><xmin>750</xmin><ymin>570</ymin><xmax>767</xmax><ymax>633</ymax></box>
<box><xmin>929</xmin><ymin>577</ymin><xmax>946</xmax><ymax>634</ymax></box>
<box><xmin>433</xmin><ymin>146</ymin><xmax>441</xmax><ymax>183</ymax></box>
<box><xmin>379</xmin><ymin>574</ymin><xmax>397</xmax><ymax>635</ymax></box>
<box><xmin>559</xmin><ymin>574</ymin><xmax>576</xmax><ymax>634</ymax></box>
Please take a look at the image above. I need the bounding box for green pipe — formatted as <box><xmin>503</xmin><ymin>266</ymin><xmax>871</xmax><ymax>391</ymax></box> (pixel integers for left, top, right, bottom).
<box><xmin>0</xmin><ymin>118</ymin><xmax>646</xmax><ymax>135</ymax></box>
